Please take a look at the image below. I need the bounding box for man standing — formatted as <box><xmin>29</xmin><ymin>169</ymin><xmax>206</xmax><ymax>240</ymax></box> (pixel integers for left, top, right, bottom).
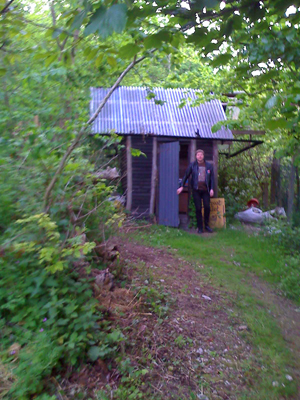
<box><xmin>177</xmin><ymin>149</ymin><xmax>214</xmax><ymax>233</ymax></box>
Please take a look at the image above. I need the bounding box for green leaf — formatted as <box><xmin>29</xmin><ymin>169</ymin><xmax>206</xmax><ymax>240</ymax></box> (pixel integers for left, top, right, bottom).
<box><xmin>295</xmin><ymin>81</ymin><xmax>300</xmax><ymax>89</ymax></box>
<box><xmin>86</xmin><ymin>49</ymin><xmax>98</xmax><ymax>61</ymax></box>
<box><xmin>154</xmin><ymin>99</ymin><xmax>166</xmax><ymax>106</ymax></box>
<box><xmin>171</xmin><ymin>33</ymin><xmax>183</xmax><ymax>48</ymax></box>
<box><xmin>144</xmin><ymin>31</ymin><xmax>171</xmax><ymax>50</ymax></box>
<box><xmin>95</xmin><ymin>53</ymin><xmax>104</xmax><ymax>67</ymax></box>
<box><xmin>256</xmin><ymin>70</ymin><xmax>278</xmax><ymax>84</ymax></box>
<box><xmin>57</xmin><ymin>318</ymin><xmax>69</xmax><ymax>326</ymax></box>
<box><xmin>52</xmin><ymin>28</ymin><xmax>63</xmax><ymax>39</ymax></box>
<box><xmin>119</xmin><ymin>44</ymin><xmax>140</xmax><ymax>59</ymax></box>
<box><xmin>0</xmin><ymin>68</ymin><xmax>6</xmax><ymax>77</ymax></box>
<box><xmin>84</xmin><ymin>4</ymin><xmax>127</xmax><ymax>38</ymax></box>
<box><xmin>45</xmin><ymin>54</ymin><xmax>57</xmax><ymax>67</ymax></box>
<box><xmin>107</xmin><ymin>56</ymin><xmax>117</xmax><ymax>68</ymax></box>
<box><xmin>130</xmin><ymin>148</ymin><xmax>146</xmax><ymax>157</ymax></box>
<box><xmin>266</xmin><ymin>118</ymin><xmax>288</xmax><ymax>130</ymax></box>
<box><xmin>193</xmin><ymin>0</ymin><xmax>220</xmax><ymax>9</ymax></box>
<box><xmin>84</xmin><ymin>6</ymin><xmax>105</xmax><ymax>36</ymax></box>
<box><xmin>88</xmin><ymin>346</ymin><xmax>105</xmax><ymax>361</ymax></box>
<box><xmin>223</xmin><ymin>18</ymin><xmax>234</xmax><ymax>37</ymax></box>
<box><xmin>203</xmin><ymin>41</ymin><xmax>222</xmax><ymax>55</ymax></box>
<box><xmin>144</xmin><ymin>35</ymin><xmax>160</xmax><ymax>50</ymax></box>
<box><xmin>65</xmin><ymin>162</ymin><xmax>81</xmax><ymax>171</ymax></box>
<box><xmin>71</xmin><ymin>10</ymin><xmax>87</xmax><ymax>31</ymax></box>
<box><xmin>107</xmin><ymin>329</ymin><xmax>124</xmax><ymax>343</ymax></box>
<box><xmin>210</xmin><ymin>53</ymin><xmax>232</xmax><ymax>68</ymax></box>
<box><xmin>45</xmin><ymin>29</ymin><xmax>54</xmax><ymax>38</ymax></box>
<box><xmin>211</xmin><ymin>121</ymin><xmax>224</xmax><ymax>133</ymax></box>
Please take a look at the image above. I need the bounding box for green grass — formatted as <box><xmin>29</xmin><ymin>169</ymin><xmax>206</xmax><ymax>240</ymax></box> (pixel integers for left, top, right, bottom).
<box><xmin>129</xmin><ymin>225</ymin><xmax>299</xmax><ymax>400</ymax></box>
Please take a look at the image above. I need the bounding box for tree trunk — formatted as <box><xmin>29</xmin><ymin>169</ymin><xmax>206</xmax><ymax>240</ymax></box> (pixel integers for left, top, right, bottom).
<box><xmin>287</xmin><ymin>156</ymin><xmax>296</xmax><ymax>221</ymax></box>
<box><xmin>126</xmin><ymin>136</ymin><xmax>132</xmax><ymax>212</ymax></box>
<box><xmin>270</xmin><ymin>150</ymin><xmax>281</xmax><ymax>206</ymax></box>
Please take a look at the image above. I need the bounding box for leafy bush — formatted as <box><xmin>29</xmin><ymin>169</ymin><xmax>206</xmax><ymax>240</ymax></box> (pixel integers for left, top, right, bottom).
<box><xmin>222</xmin><ymin>191</ymin><xmax>245</xmax><ymax>224</ymax></box>
<box><xmin>0</xmin><ymin>214</ymin><xmax>125</xmax><ymax>397</ymax></box>
<box><xmin>264</xmin><ymin>221</ymin><xmax>300</xmax><ymax>301</ymax></box>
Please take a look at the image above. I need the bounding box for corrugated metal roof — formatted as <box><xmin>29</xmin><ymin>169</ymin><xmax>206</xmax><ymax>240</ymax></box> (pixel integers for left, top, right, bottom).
<box><xmin>90</xmin><ymin>86</ymin><xmax>233</xmax><ymax>139</ymax></box>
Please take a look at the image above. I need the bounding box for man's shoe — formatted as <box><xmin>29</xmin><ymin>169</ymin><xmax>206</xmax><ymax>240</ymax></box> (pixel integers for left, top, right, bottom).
<box><xmin>205</xmin><ymin>226</ymin><xmax>213</xmax><ymax>233</ymax></box>
<box><xmin>197</xmin><ymin>228</ymin><xmax>203</xmax><ymax>234</ymax></box>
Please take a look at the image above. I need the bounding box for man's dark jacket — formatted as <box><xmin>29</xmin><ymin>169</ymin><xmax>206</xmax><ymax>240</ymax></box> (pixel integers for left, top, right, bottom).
<box><xmin>181</xmin><ymin>160</ymin><xmax>214</xmax><ymax>192</ymax></box>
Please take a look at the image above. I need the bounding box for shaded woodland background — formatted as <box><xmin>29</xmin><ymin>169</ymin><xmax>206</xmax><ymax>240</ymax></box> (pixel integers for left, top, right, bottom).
<box><xmin>0</xmin><ymin>0</ymin><xmax>299</xmax><ymax>398</ymax></box>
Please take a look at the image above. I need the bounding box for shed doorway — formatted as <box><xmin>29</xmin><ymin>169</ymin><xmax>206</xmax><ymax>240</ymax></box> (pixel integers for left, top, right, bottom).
<box><xmin>179</xmin><ymin>143</ymin><xmax>190</xmax><ymax>228</ymax></box>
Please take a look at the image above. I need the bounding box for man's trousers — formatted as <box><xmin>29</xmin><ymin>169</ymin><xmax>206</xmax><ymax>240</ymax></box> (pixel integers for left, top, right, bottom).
<box><xmin>192</xmin><ymin>189</ymin><xmax>210</xmax><ymax>229</ymax></box>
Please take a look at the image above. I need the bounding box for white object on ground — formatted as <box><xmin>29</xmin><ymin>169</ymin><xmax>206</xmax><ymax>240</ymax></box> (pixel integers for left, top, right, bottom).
<box><xmin>235</xmin><ymin>207</ymin><xmax>286</xmax><ymax>225</ymax></box>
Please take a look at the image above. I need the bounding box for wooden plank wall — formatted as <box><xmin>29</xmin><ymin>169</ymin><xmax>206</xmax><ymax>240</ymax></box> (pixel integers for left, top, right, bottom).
<box><xmin>131</xmin><ymin>135</ymin><xmax>153</xmax><ymax>216</ymax></box>
<box><xmin>120</xmin><ymin>136</ymin><xmax>216</xmax><ymax>217</ymax></box>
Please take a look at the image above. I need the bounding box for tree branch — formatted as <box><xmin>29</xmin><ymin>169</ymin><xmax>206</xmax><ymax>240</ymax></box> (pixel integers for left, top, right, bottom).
<box><xmin>43</xmin><ymin>54</ymin><xmax>148</xmax><ymax>212</ymax></box>
<box><xmin>21</xmin><ymin>17</ymin><xmax>76</xmax><ymax>39</ymax></box>
<box><xmin>0</xmin><ymin>0</ymin><xmax>15</xmax><ymax>15</ymax></box>
<box><xmin>165</xmin><ymin>0</ymin><xmax>257</xmax><ymax>23</ymax></box>
<box><xmin>49</xmin><ymin>0</ymin><xmax>56</xmax><ymax>25</ymax></box>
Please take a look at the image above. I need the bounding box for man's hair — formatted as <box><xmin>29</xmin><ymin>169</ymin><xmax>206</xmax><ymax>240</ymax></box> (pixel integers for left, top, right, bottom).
<box><xmin>195</xmin><ymin>149</ymin><xmax>205</xmax><ymax>156</ymax></box>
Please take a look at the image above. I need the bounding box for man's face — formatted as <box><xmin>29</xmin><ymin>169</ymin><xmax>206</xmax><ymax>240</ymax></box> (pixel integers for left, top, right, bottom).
<box><xmin>196</xmin><ymin>151</ymin><xmax>204</xmax><ymax>163</ymax></box>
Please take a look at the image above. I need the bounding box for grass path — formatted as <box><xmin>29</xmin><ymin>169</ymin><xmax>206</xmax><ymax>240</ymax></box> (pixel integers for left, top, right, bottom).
<box><xmin>125</xmin><ymin>225</ymin><xmax>300</xmax><ymax>399</ymax></box>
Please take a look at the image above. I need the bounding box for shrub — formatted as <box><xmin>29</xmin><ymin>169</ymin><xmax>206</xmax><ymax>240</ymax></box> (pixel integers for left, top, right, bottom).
<box><xmin>0</xmin><ymin>214</ymin><xmax>123</xmax><ymax>397</ymax></box>
<box><xmin>263</xmin><ymin>221</ymin><xmax>300</xmax><ymax>301</ymax></box>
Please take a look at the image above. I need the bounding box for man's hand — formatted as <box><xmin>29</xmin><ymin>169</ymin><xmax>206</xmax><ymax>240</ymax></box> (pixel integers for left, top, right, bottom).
<box><xmin>210</xmin><ymin>189</ymin><xmax>214</xmax><ymax>197</ymax></box>
<box><xmin>177</xmin><ymin>187</ymin><xmax>183</xmax><ymax>195</ymax></box>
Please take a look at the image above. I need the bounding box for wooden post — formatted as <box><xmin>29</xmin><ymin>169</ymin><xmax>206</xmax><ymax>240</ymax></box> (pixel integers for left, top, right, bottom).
<box><xmin>213</xmin><ymin>141</ymin><xmax>218</xmax><ymax>197</ymax></box>
<box><xmin>126</xmin><ymin>136</ymin><xmax>132</xmax><ymax>211</ymax></box>
<box><xmin>189</xmin><ymin>139</ymin><xmax>196</xmax><ymax>162</ymax></box>
<box><xmin>150</xmin><ymin>137</ymin><xmax>157</xmax><ymax>215</ymax></box>
<box><xmin>187</xmin><ymin>139</ymin><xmax>196</xmax><ymax>220</ymax></box>
<box><xmin>34</xmin><ymin>115</ymin><xmax>40</xmax><ymax>127</ymax></box>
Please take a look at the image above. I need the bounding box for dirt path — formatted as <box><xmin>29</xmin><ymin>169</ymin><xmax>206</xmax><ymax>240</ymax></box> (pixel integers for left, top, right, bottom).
<box><xmin>106</xmin><ymin>237</ymin><xmax>283</xmax><ymax>399</ymax></box>
<box><xmin>64</xmin><ymin>236</ymin><xmax>299</xmax><ymax>399</ymax></box>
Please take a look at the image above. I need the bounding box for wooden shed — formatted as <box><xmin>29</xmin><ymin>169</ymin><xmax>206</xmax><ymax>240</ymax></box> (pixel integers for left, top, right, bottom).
<box><xmin>90</xmin><ymin>86</ymin><xmax>234</xmax><ymax>227</ymax></box>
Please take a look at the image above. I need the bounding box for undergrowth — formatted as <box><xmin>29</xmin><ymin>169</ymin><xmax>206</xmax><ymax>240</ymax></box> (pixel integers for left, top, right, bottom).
<box><xmin>0</xmin><ymin>214</ymin><xmax>121</xmax><ymax>398</ymax></box>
